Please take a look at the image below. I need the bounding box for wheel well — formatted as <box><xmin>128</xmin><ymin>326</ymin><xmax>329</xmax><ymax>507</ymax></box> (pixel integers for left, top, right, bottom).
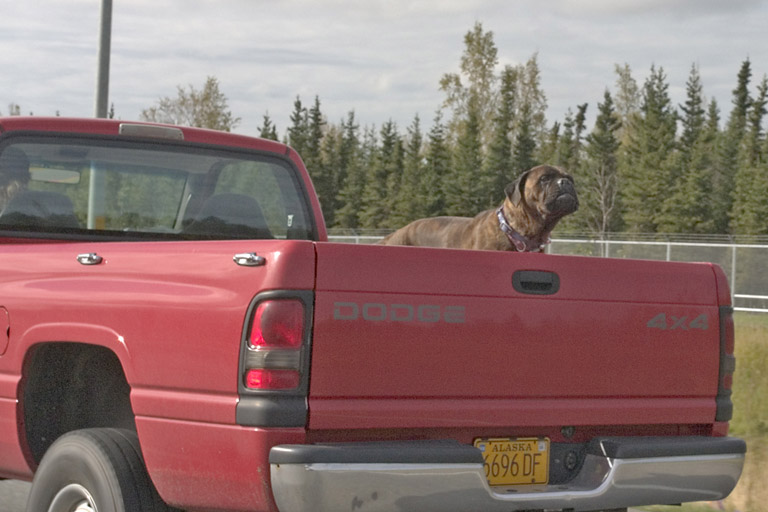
<box><xmin>22</xmin><ymin>343</ymin><xmax>136</xmax><ymax>465</ymax></box>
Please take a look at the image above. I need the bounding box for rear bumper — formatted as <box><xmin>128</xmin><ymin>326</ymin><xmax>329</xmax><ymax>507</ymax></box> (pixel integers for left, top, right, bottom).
<box><xmin>269</xmin><ymin>436</ymin><xmax>745</xmax><ymax>512</ymax></box>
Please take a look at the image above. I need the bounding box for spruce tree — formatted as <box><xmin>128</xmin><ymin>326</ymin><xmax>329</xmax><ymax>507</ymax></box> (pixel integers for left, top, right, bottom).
<box><xmin>485</xmin><ymin>66</ymin><xmax>517</xmax><ymax>205</ymax></box>
<box><xmin>511</xmin><ymin>103</ymin><xmax>537</xmax><ymax>176</ymax></box>
<box><xmin>580</xmin><ymin>90</ymin><xmax>622</xmax><ymax>236</ymax></box>
<box><xmin>571</xmin><ymin>103</ymin><xmax>589</xmax><ymax>170</ymax></box>
<box><xmin>302</xmin><ymin>97</ymin><xmax>332</xmax><ymax>223</ymax></box>
<box><xmin>391</xmin><ymin>116</ymin><xmax>424</xmax><ymax>226</ymax></box>
<box><xmin>557</xmin><ymin>110</ymin><xmax>575</xmax><ymax>167</ymax></box>
<box><xmin>317</xmin><ymin>124</ymin><xmax>341</xmax><ymax>227</ymax></box>
<box><xmin>258</xmin><ymin>113</ymin><xmax>279</xmax><ymax>141</ymax></box>
<box><xmin>679</xmin><ymin>64</ymin><xmax>706</xmax><ymax>154</ymax></box>
<box><xmin>717</xmin><ymin>60</ymin><xmax>751</xmax><ymax>233</ymax></box>
<box><xmin>731</xmin><ymin>75</ymin><xmax>768</xmax><ymax>234</ymax></box>
<box><xmin>742</xmin><ymin>75</ymin><xmax>767</xmax><ymax>167</ymax></box>
<box><xmin>621</xmin><ymin>65</ymin><xmax>678</xmax><ymax>233</ymax></box>
<box><xmin>658</xmin><ymin>70</ymin><xmax>717</xmax><ymax>233</ymax></box>
<box><xmin>538</xmin><ymin>122</ymin><xmax>561</xmax><ymax>168</ymax></box>
<box><xmin>360</xmin><ymin>121</ymin><xmax>402</xmax><ymax>228</ymax></box>
<box><xmin>420</xmin><ymin>111</ymin><xmax>450</xmax><ymax>217</ymax></box>
<box><xmin>446</xmin><ymin>97</ymin><xmax>486</xmax><ymax>216</ymax></box>
<box><xmin>334</xmin><ymin>113</ymin><xmax>365</xmax><ymax>228</ymax></box>
<box><xmin>305</xmin><ymin>96</ymin><xmax>326</xmax><ymax>171</ymax></box>
<box><xmin>286</xmin><ymin>96</ymin><xmax>308</xmax><ymax>156</ymax></box>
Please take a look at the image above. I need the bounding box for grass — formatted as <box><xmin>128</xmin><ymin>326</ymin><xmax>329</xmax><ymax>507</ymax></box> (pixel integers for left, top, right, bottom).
<box><xmin>730</xmin><ymin>313</ymin><xmax>768</xmax><ymax>437</ymax></box>
<box><xmin>642</xmin><ymin>312</ymin><xmax>768</xmax><ymax>512</ymax></box>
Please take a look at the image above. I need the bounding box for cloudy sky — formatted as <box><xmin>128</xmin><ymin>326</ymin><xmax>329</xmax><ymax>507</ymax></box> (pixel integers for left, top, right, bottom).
<box><xmin>1</xmin><ymin>0</ymin><xmax>767</xmax><ymax>137</ymax></box>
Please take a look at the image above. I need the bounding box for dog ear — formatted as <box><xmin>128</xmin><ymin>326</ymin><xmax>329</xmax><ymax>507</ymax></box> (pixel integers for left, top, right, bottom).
<box><xmin>505</xmin><ymin>170</ymin><xmax>530</xmax><ymax>207</ymax></box>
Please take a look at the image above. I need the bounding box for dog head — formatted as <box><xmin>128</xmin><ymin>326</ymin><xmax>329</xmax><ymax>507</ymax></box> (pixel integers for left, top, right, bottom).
<box><xmin>504</xmin><ymin>165</ymin><xmax>578</xmax><ymax>221</ymax></box>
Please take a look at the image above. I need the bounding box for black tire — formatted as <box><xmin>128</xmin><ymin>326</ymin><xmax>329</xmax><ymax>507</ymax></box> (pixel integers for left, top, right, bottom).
<box><xmin>25</xmin><ymin>428</ymin><xmax>174</xmax><ymax>512</ymax></box>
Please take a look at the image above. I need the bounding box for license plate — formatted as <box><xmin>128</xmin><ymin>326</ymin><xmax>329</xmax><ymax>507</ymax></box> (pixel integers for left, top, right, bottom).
<box><xmin>474</xmin><ymin>437</ymin><xmax>550</xmax><ymax>486</ymax></box>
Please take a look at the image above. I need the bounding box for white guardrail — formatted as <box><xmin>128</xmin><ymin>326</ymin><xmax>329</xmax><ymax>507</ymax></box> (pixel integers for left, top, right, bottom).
<box><xmin>327</xmin><ymin>234</ymin><xmax>768</xmax><ymax>314</ymax></box>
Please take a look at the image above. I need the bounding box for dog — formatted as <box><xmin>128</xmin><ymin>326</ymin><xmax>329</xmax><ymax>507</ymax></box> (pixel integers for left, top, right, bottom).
<box><xmin>378</xmin><ymin>165</ymin><xmax>578</xmax><ymax>251</ymax></box>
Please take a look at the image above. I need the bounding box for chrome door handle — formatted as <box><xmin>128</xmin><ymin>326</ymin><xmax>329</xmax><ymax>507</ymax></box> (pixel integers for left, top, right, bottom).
<box><xmin>233</xmin><ymin>253</ymin><xmax>266</xmax><ymax>267</ymax></box>
<box><xmin>77</xmin><ymin>253</ymin><xmax>104</xmax><ymax>265</ymax></box>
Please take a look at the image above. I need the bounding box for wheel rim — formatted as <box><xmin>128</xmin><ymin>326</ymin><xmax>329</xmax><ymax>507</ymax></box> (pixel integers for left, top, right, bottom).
<box><xmin>48</xmin><ymin>483</ymin><xmax>97</xmax><ymax>512</ymax></box>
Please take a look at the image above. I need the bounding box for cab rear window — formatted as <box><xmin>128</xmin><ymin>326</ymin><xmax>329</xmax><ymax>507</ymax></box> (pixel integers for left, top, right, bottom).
<box><xmin>0</xmin><ymin>137</ymin><xmax>315</xmax><ymax>241</ymax></box>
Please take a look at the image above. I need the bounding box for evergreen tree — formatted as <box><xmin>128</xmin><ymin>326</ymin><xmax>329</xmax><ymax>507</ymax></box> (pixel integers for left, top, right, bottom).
<box><xmin>557</xmin><ymin>110</ymin><xmax>576</xmax><ymax>167</ymax></box>
<box><xmin>317</xmin><ymin>124</ymin><xmax>341</xmax><ymax>227</ymax></box>
<box><xmin>301</xmin><ymin>97</ymin><xmax>333</xmax><ymax>222</ymax></box>
<box><xmin>446</xmin><ymin>97</ymin><xmax>486</xmax><ymax>216</ymax></box>
<box><xmin>731</xmin><ymin>75</ymin><xmax>768</xmax><ymax>234</ymax></box>
<box><xmin>334</xmin><ymin>112</ymin><xmax>365</xmax><ymax>228</ymax></box>
<box><xmin>360</xmin><ymin>121</ymin><xmax>402</xmax><ymax>228</ymax></box>
<box><xmin>742</xmin><ymin>75</ymin><xmax>767</xmax><ymax>166</ymax></box>
<box><xmin>286</xmin><ymin>96</ymin><xmax>309</xmax><ymax>156</ymax></box>
<box><xmin>571</xmin><ymin>103</ymin><xmax>589</xmax><ymax>170</ymax></box>
<box><xmin>679</xmin><ymin>64</ymin><xmax>706</xmax><ymax>154</ymax></box>
<box><xmin>419</xmin><ymin>111</ymin><xmax>450</xmax><ymax>217</ymax></box>
<box><xmin>580</xmin><ymin>90</ymin><xmax>622</xmax><ymax>237</ymax></box>
<box><xmin>658</xmin><ymin>71</ymin><xmax>717</xmax><ymax>233</ymax></box>
<box><xmin>511</xmin><ymin>102</ymin><xmax>538</xmax><ymax>175</ymax></box>
<box><xmin>305</xmin><ymin>96</ymin><xmax>326</xmax><ymax>170</ymax></box>
<box><xmin>258</xmin><ymin>113</ymin><xmax>279</xmax><ymax>141</ymax></box>
<box><xmin>484</xmin><ymin>65</ymin><xmax>517</xmax><ymax>205</ymax></box>
<box><xmin>538</xmin><ymin>122</ymin><xmax>561</xmax><ymax>168</ymax></box>
<box><xmin>391</xmin><ymin>116</ymin><xmax>424</xmax><ymax>226</ymax></box>
<box><xmin>621</xmin><ymin>65</ymin><xmax>678</xmax><ymax>232</ymax></box>
<box><xmin>717</xmin><ymin>60</ymin><xmax>752</xmax><ymax>233</ymax></box>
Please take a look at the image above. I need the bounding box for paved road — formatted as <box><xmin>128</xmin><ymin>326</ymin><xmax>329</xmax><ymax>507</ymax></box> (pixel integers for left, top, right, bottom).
<box><xmin>0</xmin><ymin>480</ymin><xmax>646</xmax><ymax>512</ymax></box>
<box><xmin>0</xmin><ymin>480</ymin><xmax>30</xmax><ymax>511</ymax></box>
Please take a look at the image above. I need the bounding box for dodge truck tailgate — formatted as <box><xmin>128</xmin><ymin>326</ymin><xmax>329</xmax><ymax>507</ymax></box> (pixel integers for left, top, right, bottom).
<box><xmin>309</xmin><ymin>243</ymin><xmax>729</xmax><ymax>430</ymax></box>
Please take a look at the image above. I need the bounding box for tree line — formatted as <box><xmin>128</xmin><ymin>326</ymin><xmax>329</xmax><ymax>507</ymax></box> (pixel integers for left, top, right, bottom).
<box><xmin>5</xmin><ymin>22</ymin><xmax>767</xmax><ymax>236</ymax></box>
<box><xmin>269</xmin><ymin>24</ymin><xmax>768</xmax><ymax>236</ymax></box>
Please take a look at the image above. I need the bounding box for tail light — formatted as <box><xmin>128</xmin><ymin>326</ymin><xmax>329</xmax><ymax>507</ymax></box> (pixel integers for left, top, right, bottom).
<box><xmin>236</xmin><ymin>291</ymin><xmax>313</xmax><ymax>428</ymax></box>
<box><xmin>715</xmin><ymin>306</ymin><xmax>736</xmax><ymax>422</ymax></box>
<box><xmin>244</xmin><ymin>299</ymin><xmax>306</xmax><ymax>390</ymax></box>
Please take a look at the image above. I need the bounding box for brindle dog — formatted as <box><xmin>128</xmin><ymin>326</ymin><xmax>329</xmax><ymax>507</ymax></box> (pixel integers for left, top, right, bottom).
<box><xmin>379</xmin><ymin>165</ymin><xmax>578</xmax><ymax>251</ymax></box>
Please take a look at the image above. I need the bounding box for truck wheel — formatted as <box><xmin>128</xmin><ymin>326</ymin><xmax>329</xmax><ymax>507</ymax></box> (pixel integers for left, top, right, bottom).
<box><xmin>25</xmin><ymin>428</ymin><xmax>173</xmax><ymax>512</ymax></box>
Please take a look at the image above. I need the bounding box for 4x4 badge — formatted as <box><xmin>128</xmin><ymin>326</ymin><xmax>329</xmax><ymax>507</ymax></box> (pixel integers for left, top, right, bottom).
<box><xmin>647</xmin><ymin>313</ymin><xmax>708</xmax><ymax>331</ymax></box>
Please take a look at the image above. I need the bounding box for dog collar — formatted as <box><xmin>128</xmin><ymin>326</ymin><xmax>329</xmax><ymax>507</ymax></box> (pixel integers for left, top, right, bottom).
<box><xmin>496</xmin><ymin>206</ymin><xmax>548</xmax><ymax>252</ymax></box>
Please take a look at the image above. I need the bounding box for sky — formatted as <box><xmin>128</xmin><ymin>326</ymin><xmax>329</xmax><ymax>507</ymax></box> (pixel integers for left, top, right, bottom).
<box><xmin>1</xmin><ymin>0</ymin><xmax>767</xmax><ymax>138</ymax></box>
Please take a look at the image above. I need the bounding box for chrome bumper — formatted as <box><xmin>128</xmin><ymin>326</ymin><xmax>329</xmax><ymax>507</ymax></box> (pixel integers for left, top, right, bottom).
<box><xmin>269</xmin><ymin>437</ymin><xmax>745</xmax><ymax>512</ymax></box>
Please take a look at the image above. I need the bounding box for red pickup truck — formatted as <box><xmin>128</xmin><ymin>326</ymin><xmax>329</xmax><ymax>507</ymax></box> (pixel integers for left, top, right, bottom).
<box><xmin>0</xmin><ymin>117</ymin><xmax>745</xmax><ymax>512</ymax></box>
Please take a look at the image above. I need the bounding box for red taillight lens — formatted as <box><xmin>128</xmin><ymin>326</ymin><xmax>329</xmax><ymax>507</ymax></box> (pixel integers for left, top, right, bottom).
<box><xmin>244</xmin><ymin>298</ymin><xmax>306</xmax><ymax>391</ymax></box>
<box><xmin>245</xmin><ymin>369</ymin><xmax>301</xmax><ymax>390</ymax></box>
<box><xmin>250</xmin><ymin>300</ymin><xmax>304</xmax><ymax>349</ymax></box>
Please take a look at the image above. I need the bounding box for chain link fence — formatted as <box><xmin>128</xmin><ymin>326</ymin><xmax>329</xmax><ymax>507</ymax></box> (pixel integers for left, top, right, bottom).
<box><xmin>327</xmin><ymin>230</ymin><xmax>768</xmax><ymax>313</ymax></box>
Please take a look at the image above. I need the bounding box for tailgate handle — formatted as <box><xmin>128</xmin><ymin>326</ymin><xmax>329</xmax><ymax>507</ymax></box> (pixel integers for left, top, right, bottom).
<box><xmin>513</xmin><ymin>270</ymin><xmax>560</xmax><ymax>295</ymax></box>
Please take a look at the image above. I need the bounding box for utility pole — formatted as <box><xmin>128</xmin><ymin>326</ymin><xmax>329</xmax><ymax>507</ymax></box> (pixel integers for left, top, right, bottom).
<box><xmin>94</xmin><ymin>0</ymin><xmax>113</xmax><ymax>118</ymax></box>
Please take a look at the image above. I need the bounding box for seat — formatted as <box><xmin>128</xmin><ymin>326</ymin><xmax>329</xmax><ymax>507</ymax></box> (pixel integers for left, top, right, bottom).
<box><xmin>0</xmin><ymin>190</ymin><xmax>80</xmax><ymax>229</ymax></box>
<box><xmin>184</xmin><ymin>193</ymin><xmax>273</xmax><ymax>239</ymax></box>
